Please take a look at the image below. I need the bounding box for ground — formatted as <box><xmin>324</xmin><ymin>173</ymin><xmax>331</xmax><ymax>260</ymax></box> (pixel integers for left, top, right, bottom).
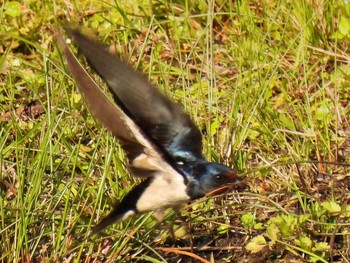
<box><xmin>1</xmin><ymin>0</ymin><xmax>350</xmax><ymax>262</ymax></box>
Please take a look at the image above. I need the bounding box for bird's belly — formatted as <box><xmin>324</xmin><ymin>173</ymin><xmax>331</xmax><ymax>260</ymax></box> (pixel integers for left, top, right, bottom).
<box><xmin>135</xmin><ymin>174</ymin><xmax>190</xmax><ymax>213</ymax></box>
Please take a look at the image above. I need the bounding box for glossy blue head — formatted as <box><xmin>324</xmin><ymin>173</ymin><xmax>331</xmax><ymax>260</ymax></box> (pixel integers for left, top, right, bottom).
<box><xmin>186</xmin><ymin>161</ymin><xmax>242</xmax><ymax>200</ymax></box>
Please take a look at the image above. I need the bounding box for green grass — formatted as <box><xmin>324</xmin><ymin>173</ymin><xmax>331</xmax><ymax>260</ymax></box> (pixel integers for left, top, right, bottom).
<box><xmin>1</xmin><ymin>0</ymin><xmax>350</xmax><ymax>262</ymax></box>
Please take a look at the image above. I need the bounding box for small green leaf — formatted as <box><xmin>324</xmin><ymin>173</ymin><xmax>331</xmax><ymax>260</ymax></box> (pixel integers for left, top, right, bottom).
<box><xmin>217</xmin><ymin>224</ymin><xmax>230</xmax><ymax>234</ymax></box>
<box><xmin>245</xmin><ymin>235</ymin><xmax>267</xmax><ymax>253</ymax></box>
<box><xmin>210</xmin><ymin>118</ymin><xmax>219</xmax><ymax>136</ymax></box>
<box><xmin>253</xmin><ymin>223</ymin><xmax>264</xmax><ymax>230</ymax></box>
<box><xmin>338</xmin><ymin>16</ymin><xmax>350</xmax><ymax>36</ymax></box>
<box><xmin>247</xmin><ymin>129</ymin><xmax>260</xmax><ymax>140</ymax></box>
<box><xmin>343</xmin><ymin>205</ymin><xmax>350</xmax><ymax>218</ymax></box>
<box><xmin>297</xmin><ymin>214</ymin><xmax>310</xmax><ymax>224</ymax></box>
<box><xmin>315</xmin><ymin>106</ymin><xmax>330</xmax><ymax>120</ymax></box>
<box><xmin>79</xmin><ymin>145</ymin><xmax>93</xmax><ymax>153</ymax></box>
<box><xmin>279</xmin><ymin>114</ymin><xmax>295</xmax><ymax>130</ymax></box>
<box><xmin>313</xmin><ymin>242</ymin><xmax>330</xmax><ymax>252</ymax></box>
<box><xmin>11</xmin><ymin>58</ymin><xmax>22</xmax><ymax>67</ymax></box>
<box><xmin>322</xmin><ymin>201</ymin><xmax>341</xmax><ymax>216</ymax></box>
<box><xmin>266</xmin><ymin>223</ymin><xmax>279</xmax><ymax>243</ymax></box>
<box><xmin>295</xmin><ymin>235</ymin><xmax>312</xmax><ymax>250</ymax></box>
<box><xmin>5</xmin><ymin>1</ymin><xmax>22</xmax><ymax>18</ymax></box>
<box><xmin>174</xmin><ymin>226</ymin><xmax>187</xmax><ymax>238</ymax></box>
<box><xmin>71</xmin><ymin>92</ymin><xmax>82</xmax><ymax>104</ymax></box>
<box><xmin>241</xmin><ymin>213</ymin><xmax>255</xmax><ymax>228</ymax></box>
<box><xmin>268</xmin><ymin>215</ymin><xmax>297</xmax><ymax>237</ymax></box>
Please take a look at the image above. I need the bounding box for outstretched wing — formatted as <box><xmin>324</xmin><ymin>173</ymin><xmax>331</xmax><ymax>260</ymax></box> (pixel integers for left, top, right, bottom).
<box><xmin>57</xmin><ymin>32</ymin><xmax>182</xmax><ymax>178</ymax></box>
<box><xmin>65</xmin><ymin>28</ymin><xmax>203</xmax><ymax>162</ymax></box>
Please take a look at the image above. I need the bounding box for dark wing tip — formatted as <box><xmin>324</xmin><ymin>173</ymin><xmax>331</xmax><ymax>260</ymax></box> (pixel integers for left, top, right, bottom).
<box><xmin>63</xmin><ymin>27</ymin><xmax>204</xmax><ymax>158</ymax></box>
<box><xmin>56</xmin><ymin>27</ymin><xmax>138</xmax><ymax>143</ymax></box>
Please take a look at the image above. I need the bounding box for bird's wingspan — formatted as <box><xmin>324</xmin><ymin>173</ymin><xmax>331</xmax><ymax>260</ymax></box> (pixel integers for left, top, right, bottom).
<box><xmin>56</xmin><ymin>31</ymin><xmax>184</xmax><ymax>179</ymax></box>
<box><xmin>64</xmin><ymin>28</ymin><xmax>203</xmax><ymax>162</ymax></box>
<box><xmin>57</xmin><ymin>28</ymin><xmax>245</xmax><ymax>235</ymax></box>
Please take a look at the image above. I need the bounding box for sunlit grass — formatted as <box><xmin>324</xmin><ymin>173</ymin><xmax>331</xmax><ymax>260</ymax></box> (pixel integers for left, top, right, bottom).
<box><xmin>1</xmin><ymin>0</ymin><xmax>350</xmax><ymax>262</ymax></box>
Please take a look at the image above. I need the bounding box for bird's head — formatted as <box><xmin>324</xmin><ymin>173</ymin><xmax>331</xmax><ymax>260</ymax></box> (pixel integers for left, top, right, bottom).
<box><xmin>186</xmin><ymin>162</ymin><xmax>245</xmax><ymax>200</ymax></box>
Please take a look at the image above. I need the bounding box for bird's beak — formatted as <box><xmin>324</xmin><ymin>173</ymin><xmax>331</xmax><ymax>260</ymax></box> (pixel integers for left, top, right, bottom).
<box><xmin>205</xmin><ymin>170</ymin><xmax>247</xmax><ymax>197</ymax></box>
<box><xmin>206</xmin><ymin>171</ymin><xmax>246</xmax><ymax>197</ymax></box>
<box><xmin>226</xmin><ymin>170</ymin><xmax>247</xmax><ymax>188</ymax></box>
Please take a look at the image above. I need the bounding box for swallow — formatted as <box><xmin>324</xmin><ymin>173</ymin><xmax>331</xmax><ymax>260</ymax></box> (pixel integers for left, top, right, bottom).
<box><xmin>57</xmin><ymin>27</ymin><xmax>245</xmax><ymax>236</ymax></box>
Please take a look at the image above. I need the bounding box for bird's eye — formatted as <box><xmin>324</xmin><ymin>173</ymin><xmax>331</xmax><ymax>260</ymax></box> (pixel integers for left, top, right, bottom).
<box><xmin>215</xmin><ymin>174</ymin><xmax>229</xmax><ymax>183</ymax></box>
<box><xmin>213</xmin><ymin>174</ymin><xmax>227</xmax><ymax>187</ymax></box>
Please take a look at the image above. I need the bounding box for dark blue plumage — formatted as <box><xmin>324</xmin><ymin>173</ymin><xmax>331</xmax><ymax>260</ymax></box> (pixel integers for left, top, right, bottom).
<box><xmin>57</xmin><ymin>28</ymin><xmax>245</xmax><ymax>236</ymax></box>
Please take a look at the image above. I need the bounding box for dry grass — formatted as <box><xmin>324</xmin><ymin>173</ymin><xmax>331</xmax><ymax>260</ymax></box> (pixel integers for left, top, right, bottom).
<box><xmin>1</xmin><ymin>0</ymin><xmax>350</xmax><ymax>262</ymax></box>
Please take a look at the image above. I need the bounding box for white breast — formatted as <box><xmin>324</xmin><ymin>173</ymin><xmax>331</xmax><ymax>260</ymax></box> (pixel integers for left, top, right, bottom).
<box><xmin>135</xmin><ymin>172</ymin><xmax>190</xmax><ymax>213</ymax></box>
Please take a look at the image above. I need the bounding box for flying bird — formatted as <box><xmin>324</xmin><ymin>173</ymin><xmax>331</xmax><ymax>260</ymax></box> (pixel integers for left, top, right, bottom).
<box><xmin>57</xmin><ymin>28</ymin><xmax>245</xmax><ymax>236</ymax></box>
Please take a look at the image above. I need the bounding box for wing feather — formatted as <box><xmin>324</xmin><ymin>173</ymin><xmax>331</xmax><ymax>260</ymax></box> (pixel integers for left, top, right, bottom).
<box><xmin>65</xmin><ymin>28</ymin><xmax>203</xmax><ymax>160</ymax></box>
<box><xmin>57</xmin><ymin>32</ymin><xmax>183</xmax><ymax>179</ymax></box>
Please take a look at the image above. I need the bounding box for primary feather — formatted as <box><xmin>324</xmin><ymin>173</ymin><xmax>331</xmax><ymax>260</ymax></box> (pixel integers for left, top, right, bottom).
<box><xmin>57</xmin><ymin>28</ymin><xmax>245</xmax><ymax>236</ymax></box>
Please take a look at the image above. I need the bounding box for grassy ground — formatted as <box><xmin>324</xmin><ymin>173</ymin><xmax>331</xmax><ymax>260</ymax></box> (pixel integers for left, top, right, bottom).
<box><xmin>1</xmin><ymin>0</ymin><xmax>350</xmax><ymax>262</ymax></box>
